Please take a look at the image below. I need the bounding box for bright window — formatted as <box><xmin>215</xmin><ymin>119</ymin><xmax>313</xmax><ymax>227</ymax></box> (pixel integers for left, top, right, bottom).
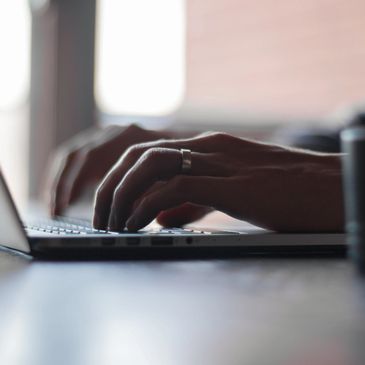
<box><xmin>0</xmin><ymin>0</ymin><xmax>31</xmax><ymax>209</ymax></box>
<box><xmin>95</xmin><ymin>0</ymin><xmax>365</xmax><ymax>125</ymax></box>
<box><xmin>95</xmin><ymin>0</ymin><xmax>185</xmax><ymax>116</ymax></box>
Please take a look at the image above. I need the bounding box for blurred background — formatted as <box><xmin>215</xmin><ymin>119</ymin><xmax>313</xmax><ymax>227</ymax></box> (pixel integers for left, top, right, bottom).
<box><xmin>1</xmin><ymin>0</ymin><xmax>365</xmax><ymax>210</ymax></box>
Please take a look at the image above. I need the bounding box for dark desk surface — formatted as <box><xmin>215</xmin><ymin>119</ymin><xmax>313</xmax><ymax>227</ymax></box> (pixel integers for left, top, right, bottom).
<box><xmin>0</xmin><ymin>252</ymin><xmax>364</xmax><ymax>365</ymax></box>
<box><xmin>0</xmin><ymin>211</ymin><xmax>365</xmax><ymax>365</ymax></box>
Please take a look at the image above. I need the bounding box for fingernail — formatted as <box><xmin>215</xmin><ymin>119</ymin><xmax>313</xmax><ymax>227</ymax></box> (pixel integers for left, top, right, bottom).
<box><xmin>52</xmin><ymin>206</ymin><xmax>60</xmax><ymax>218</ymax></box>
<box><xmin>93</xmin><ymin>214</ymin><xmax>100</xmax><ymax>229</ymax></box>
<box><xmin>59</xmin><ymin>198</ymin><xmax>67</xmax><ymax>215</ymax></box>
<box><xmin>50</xmin><ymin>204</ymin><xmax>55</xmax><ymax>217</ymax></box>
<box><xmin>108</xmin><ymin>215</ymin><xmax>119</xmax><ymax>231</ymax></box>
<box><xmin>126</xmin><ymin>216</ymin><xmax>138</xmax><ymax>231</ymax></box>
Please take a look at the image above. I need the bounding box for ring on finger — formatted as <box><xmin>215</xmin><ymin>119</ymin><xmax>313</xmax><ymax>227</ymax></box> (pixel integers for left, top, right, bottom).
<box><xmin>180</xmin><ymin>149</ymin><xmax>192</xmax><ymax>174</ymax></box>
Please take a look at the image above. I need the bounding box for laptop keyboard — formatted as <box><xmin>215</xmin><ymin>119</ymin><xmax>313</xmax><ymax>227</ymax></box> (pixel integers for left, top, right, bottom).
<box><xmin>24</xmin><ymin>217</ymin><xmax>207</xmax><ymax>235</ymax></box>
<box><xmin>25</xmin><ymin>217</ymin><xmax>115</xmax><ymax>235</ymax></box>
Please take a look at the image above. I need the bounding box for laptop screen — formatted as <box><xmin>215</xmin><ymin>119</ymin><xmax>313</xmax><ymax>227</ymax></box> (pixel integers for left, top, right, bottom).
<box><xmin>0</xmin><ymin>169</ymin><xmax>30</xmax><ymax>253</ymax></box>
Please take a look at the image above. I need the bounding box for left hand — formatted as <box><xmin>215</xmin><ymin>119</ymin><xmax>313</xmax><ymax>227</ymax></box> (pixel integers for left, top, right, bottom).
<box><xmin>93</xmin><ymin>132</ymin><xmax>344</xmax><ymax>232</ymax></box>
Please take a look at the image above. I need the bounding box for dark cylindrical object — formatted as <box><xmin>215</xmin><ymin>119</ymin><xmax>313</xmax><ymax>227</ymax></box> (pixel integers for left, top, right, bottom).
<box><xmin>341</xmin><ymin>126</ymin><xmax>365</xmax><ymax>273</ymax></box>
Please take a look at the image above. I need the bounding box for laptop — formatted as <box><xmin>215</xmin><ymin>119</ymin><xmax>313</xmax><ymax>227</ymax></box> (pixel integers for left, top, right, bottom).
<box><xmin>0</xmin><ymin>169</ymin><xmax>347</xmax><ymax>259</ymax></box>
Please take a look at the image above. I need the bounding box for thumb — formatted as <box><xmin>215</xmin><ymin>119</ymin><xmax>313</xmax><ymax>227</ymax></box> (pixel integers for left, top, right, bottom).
<box><xmin>156</xmin><ymin>203</ymin><xmax>213</xmax><ymax>227</ymax></box>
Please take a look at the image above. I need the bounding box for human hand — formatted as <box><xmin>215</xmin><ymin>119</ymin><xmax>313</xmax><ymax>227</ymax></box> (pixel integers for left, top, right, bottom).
<box><xmin>46</xmin><ymin>124</ymin><xmax>168</xmax><ymax>217</ymax></box>
<box><xmin>93</xmin><ymin>132</ymin><xmax>344</xmax><ymax>232</ymax></box>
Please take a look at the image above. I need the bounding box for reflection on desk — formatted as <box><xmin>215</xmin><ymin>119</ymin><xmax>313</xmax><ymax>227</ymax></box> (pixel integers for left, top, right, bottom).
<box><xmin>0</xmin><ymin>248</ymin><xmax>364</xmax><ymax>365</ymax></box>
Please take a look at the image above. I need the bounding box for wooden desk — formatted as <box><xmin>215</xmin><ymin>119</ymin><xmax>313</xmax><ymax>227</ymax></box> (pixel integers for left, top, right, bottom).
<box><xmin>0</xmin><ymin>249</ymin><xmax>364</xmax><ymax>365</ymax></box>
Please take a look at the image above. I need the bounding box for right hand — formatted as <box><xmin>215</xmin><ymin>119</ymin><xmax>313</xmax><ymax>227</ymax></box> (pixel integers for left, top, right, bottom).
<box><xmin>46</xmin><ymin>124</ymin><xmax>168</xmax><ymax>217</ymax></box>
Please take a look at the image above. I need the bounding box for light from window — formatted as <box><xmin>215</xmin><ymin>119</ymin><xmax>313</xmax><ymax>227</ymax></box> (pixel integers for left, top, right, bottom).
<box><xmin>0</xmin><ymin>1</ymin><xmax>30</xmax><ymax>110</ymax></box>
<box><xmin>0</xmin><ymin>1</ymin><xmax>30</xmax><ymax>209</ymax></box>
<box><xmin>95</xmin><ymin>0</ymin><xmax>185</xmax><ymax>116</ymax></box>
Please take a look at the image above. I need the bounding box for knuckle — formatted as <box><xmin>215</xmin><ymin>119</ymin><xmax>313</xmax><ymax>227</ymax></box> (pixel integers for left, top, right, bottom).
<box><xmin>211</xmin><ymin>132</ymin><xmax>230</xmax><ymax>142</ymax></box>
<box><xmin>197</xmin><ymin>130</ymin><xmax>214</xmax><ymax>138</ymax></box>
<box><xmin>95</xmin><ymin>184</ymin><xmax>109</xmax><ymax>202</ymax></box>
<box><xmin>125</xmin><ymin>144</ymin><xmax>143</xmax><ymax>161</ymax></box>
<box><xmin>125</xmin><ymin>123</ymin><xmax>141</xmax><ymax>133</ymax></box>
<box><xmin>62</xmin><ymin>153</ymin><xmax>76</xmax><ymax>167</ymax></box>
<box><xmin>55</xmin><ymin>147</ymin><xmax>78</xmax><ymax>165</ymax></box>
<box><xmin>140</xmin><ymin>147</ymin><xmax>164</xmax><ymax>164</ymax></box>
<box><xmin>79</xmin><ymin>146</ymin><xmax>94</xmax><ymax>160</ymax></box>
<box><xmin>112</xmin><ymin>184</ymin><xmax>125</xmax><ymax>202</ymax></box>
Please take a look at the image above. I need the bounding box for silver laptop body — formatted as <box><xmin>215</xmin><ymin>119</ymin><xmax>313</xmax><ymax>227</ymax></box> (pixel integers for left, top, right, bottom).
<box><xmin>0</xmin><ymin>169</ymin><xmax>346</xmax><ymax>259</ymax></box>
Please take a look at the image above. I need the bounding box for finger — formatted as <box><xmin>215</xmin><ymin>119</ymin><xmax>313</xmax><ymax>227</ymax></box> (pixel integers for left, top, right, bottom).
<box><xmin>49</xmin><ymin>150</ymin><xmax>81</xmax><ymax>217</ymax></box>
<box><xmin>107</xmin><ymin>148</ymin><xmax>181</xmax><ymax>230</ymax></box>
<box><xmin>92</xmin><ymin>147</ymin><xmax>196</xmax><ymax>229</ymax></box>
<box><xmin>156</xmin><ymin>203</ymin><xmax>213</xmax><ymax>227</ymax></box>
<box><xmin>125</xmin><ymin>175</ymin><xmax>225</xmax><ymax>231</ymax></box>
<box><xmin>93</xmin><ymin>132</ymin><xmax>232</xmax><ymax>228</ymax></box>
<box><xmin>132</xmin><ymin>183</ymin><xmax>213</xmax><ymax>226</ymax></box>
<box><xmin>63</xmin><ymin>127</ymin><xmax>131</xmax><ymax>204</ymax></box>
<box><xmin>47</xmin><ymin>129</ymin><xmax>103</xmax><ymax>217</ymax></box>
<box><xmin>92</xmin><ymin>164</ymin><xmax>126</xmax><ymax>229</ymax></box>
<box><xmin>63</xmin><ymin>151</ymin><xmax>96</xmax><ymax>206</ymax></box>
<box><xmin>105</xmin><ymin>149</ymin><xmax>227</xmax><ymax>231</ymax></box>
<box><xmin>131</xmin><ymin>181</ymin><xmax>166</xmax><ymax>212</ymax></box>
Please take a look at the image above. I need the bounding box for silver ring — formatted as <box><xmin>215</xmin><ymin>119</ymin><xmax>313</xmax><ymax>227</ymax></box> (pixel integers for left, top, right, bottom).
<box><xmin>180</xmin><ymin>149</ymin><xmax>192</xmax><ymax>174</ymax></box>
